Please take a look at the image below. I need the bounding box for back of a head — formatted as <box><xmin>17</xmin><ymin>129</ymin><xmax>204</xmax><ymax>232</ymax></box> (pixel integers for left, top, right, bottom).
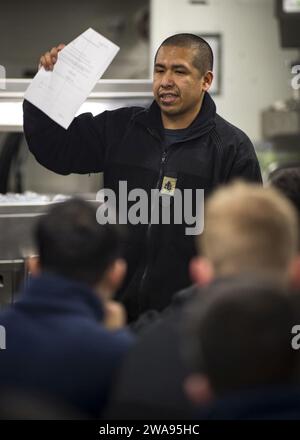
<box><xmin>155</xmin><ymin>33</ymin><xmax>214</xmax><ymax>76</ymax></box>
<box><xmin>184</xmin><ymin>276</ymin><xmax>296</xmax><ymax>396</ymax></box>
<box><xmin>200</xmin><ymin>181</ymin><xmax>298</xmax><ymax>280</ymax></box>
<box><xmin>35</xmin><ymin>198</ymin><xmax>124</xmax><ymax>286</ymax></box>
<box><xmin>269</xmin><ymin>167</ymin><xmax>300</xmax><ymax>250</ymax></box>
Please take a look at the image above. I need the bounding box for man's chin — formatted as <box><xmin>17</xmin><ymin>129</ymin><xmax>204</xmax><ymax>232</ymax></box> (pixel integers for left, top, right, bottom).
<box><xmin>159</xmin><ymin>104</ymin><xmax>181</xmax><ymax>115</ymax></box>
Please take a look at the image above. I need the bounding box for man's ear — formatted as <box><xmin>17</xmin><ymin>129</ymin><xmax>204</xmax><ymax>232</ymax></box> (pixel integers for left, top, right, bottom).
<box><xmin>189</xmin><ymin>256</ymin><xmax>214</xmax><ymax>287</ymax></box>
<box><xmin>102</xmin><ymin>258</ymin><xmax>127</xmax><ymax>295</ymax></box>
<box><xmin>26</xmin><ymin>256</ymin><xmax>41</xmax><ymax>277</ymax></box>
<box><xmin>201</xmin><ymin>71</ymin><xmax>213</xmax><ymax>92</ymax></box>
<box><xmin>289</xmin><ymin>255</ymin><xmax>300</xmax><ymax>290</ymax></box>
<box><xmin>184</xmin><ymin>373</ymin><xmax>214</xmax><ymax>405</ymax></box>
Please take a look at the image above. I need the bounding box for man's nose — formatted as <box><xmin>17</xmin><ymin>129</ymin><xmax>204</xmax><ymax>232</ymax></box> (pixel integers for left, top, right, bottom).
<box><xmin>160</xmin><ymin>71</ymin><xmax>175</xmax><ymax>87</ymax></box>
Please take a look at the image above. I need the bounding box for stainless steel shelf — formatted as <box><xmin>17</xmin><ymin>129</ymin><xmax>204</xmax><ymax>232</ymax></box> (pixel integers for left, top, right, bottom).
<box><xmin>0</xmin><ymin>78</ymin><xmax>153</xmax><ymax>99</ymax></box>
<box><xmin>0</xmin><ymin>79</ymin><xmax>153</xmax><ymax>132</ymax></box>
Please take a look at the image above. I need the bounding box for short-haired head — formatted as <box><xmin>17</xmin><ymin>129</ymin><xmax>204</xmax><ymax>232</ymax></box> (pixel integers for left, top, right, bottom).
<box><xmin>155</xmin><ymin>33</ymin><xmax>213</xmax><ymax>76</ymax></box>
<box><xmin>199</xmin><ymin>181</ymin><xmax>298</xmax><ymax>282</ymax></box>
<box><xmin>34</xmin><ymin>198</ymin><xmax>125</xmax><ymax>286</ymax></box>
<box><xmin>269</xmin><ymin>166</ymin><xmax>300</xmax><ymax>213</ymax></box>
<box><xmin>269</xmin><ymin>167</ymin><xmax>300</xmax><ymax>250</ymax></box>
<box><xmin>184</xmin><ymin>276</ymin><xmax>296</xmax><ymax>396</ymax></box>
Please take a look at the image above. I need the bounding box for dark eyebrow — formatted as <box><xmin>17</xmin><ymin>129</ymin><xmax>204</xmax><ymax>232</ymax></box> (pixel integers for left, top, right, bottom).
<box><xmin>172</xmin><ymin>64</ymin><xmax>189</xmax><ymax>70</ymax></box>
<box><xmin>154</xmin><ymin>63</ymin><xmax>190</xmax><ymax>71</ymax></box>
<box><xmin>154</xmin><ymin>63</ymin><xmax>165</xmax><ymax>69</ymax></box>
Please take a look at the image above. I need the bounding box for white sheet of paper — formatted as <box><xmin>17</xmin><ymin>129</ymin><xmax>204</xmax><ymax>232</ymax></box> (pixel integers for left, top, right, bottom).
<box><xmin>24</xmin><ymin>28</ymin><xmax>119</xmax><ymax>129</ymax></box>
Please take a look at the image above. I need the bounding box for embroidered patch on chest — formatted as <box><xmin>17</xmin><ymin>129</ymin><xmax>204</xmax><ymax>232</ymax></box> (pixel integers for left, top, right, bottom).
<box><xmin>160</xmin><ymin>176</ymin><xmax>177</xmax><ymax>195</ymax></box>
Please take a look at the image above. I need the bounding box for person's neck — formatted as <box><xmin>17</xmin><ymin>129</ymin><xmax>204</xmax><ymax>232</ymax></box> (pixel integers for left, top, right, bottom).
<box><xmin>162</xmin><ymin>93</ymin><xmax>205</xmax><ymax>129</ymax></box>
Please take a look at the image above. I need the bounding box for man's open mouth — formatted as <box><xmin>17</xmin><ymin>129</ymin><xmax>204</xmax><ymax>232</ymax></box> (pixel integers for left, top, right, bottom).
<box><xmin>159</xmin><ymin>93</ymin><xmax>179</xmax><ymax>105</ymax></box>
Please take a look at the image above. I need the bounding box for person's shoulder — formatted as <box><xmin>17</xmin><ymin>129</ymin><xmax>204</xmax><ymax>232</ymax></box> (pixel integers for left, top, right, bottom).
<box><xmin>214</xmin><ymin>114</ymin><xmax>252</xmax><ymax>146</ymax></box>
<box><xmin>103</xmin><ymin>105</ymin><xmax>147</xmax><ymax>123</ymax></box>
<box><xmin>73</xmin><ymin>323</ymin><xmax>133</xmax><ymax>369</ymax></box>
<box><xmin>213</xmin><ymin>114</ymin><xmax>257</xmax><ymax>163</ymax></box>
<box><xmin>93</xmin><ymin>105</ymin><xmax>148</xmax><ymax>136</ymax></box>
<box><xmin>129</xmin><ymin>286</ymin><xmax>197</xmax><ymax>336</ymax></box>
<box><xmin>90</xmin><ymin>324</ymin><xmax>135</xmax><ymax>351</ymax></box>
<box><xmin>109</xmin><ymin>328</ymin><xmax>135</xmax><ymax>347</ymax></box>
<box><xmin>171</xmin><ymin>284</ymin><xmax>199</xmax><ymax>307</ymax></box>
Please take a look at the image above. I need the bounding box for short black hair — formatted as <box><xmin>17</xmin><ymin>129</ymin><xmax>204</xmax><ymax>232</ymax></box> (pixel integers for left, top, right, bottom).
<box><xmin>269</xmin><ymin>167</ymin><xmax>300</xmax><ymax>216</ymax></box>
<box><xmin>35</xmin><ymin>198</ymin><xmax>125</xmax><ymax>286</ymax></box>
<box><xmin>184</xmin><ymin>276</ymin><xmax>296</xmax><ymax>395</ymax></box>
<box><xmin>155</xmin><ymin>33</ymin><xmax>213</xmax><ymax>75</ymax></box>
<box><xmin>270</xmin><ymin>167</ymin><xmax>300</xmax><ymax>250</ymax></box>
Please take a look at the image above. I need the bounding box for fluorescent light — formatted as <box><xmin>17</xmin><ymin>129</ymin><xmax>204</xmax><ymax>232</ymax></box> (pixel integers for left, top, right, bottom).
<box><xmin>0</xmin><ymin>102</ymin><xmax>23</xmax><ymax>129</ymax></box>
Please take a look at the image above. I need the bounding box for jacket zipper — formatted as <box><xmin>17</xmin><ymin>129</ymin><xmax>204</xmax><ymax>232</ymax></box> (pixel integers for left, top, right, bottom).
<box><xmin>139</xmin><ymin>131</ymin><xmax>168</xmax><ymax>296</ymax></box>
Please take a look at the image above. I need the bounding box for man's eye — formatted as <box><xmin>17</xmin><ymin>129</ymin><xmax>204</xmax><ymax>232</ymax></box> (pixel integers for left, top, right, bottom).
<box><xmin>155</xmin><ymin>69</ymin><xmax>164</xmax><ymax>73</ymax></box>
<box><xmin>176</xmin><ymin>70</ymin><xmax>186</xmax><ymax>74</ymax></box>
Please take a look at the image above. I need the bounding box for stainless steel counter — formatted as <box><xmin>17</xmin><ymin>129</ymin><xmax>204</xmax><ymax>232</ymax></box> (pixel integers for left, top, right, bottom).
<box><xmin>0</xmin><ymin>197</ymin><xmax>100</xmax><ymax>307</ymax></box>
<box><xmin>0</xmin><ymin>201</ymin><xmax>50</xmax><ymax>307</ymax></box>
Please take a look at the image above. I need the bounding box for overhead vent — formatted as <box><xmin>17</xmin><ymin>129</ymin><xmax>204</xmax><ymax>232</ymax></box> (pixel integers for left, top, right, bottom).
<box><xmin>189</xmin><ymin>0</ymin><xmax>209</xmax><ymax>5</ymax></box>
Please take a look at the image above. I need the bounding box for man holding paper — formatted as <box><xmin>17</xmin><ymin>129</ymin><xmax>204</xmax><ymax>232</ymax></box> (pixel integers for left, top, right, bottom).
<box><xmin>23</xmin><ymin>32</ymin><xmax>262</xmax><ymax>322</ymax></box>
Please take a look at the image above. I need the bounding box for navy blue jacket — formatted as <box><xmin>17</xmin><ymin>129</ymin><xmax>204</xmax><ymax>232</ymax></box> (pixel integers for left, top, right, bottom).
<box><xmin>23</xmin><ymin>94</ymin><xmax>262</xmax><ymax>321</ymax></box>
<box><xmin>0</xmin><ymin>273</ymin><xmax>133</xmax><ymax>418</ymax></box>
<box><xmin>197</xmin><ymin>386</ymin><xmax>300</xmax><ymax>419</ymax></box>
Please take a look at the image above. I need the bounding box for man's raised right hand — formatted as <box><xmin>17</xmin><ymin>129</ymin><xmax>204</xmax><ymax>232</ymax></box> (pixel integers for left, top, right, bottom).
<box><xmin>38</xmin><ymin>44</ymin><xmax>66</xmax><ymax>71</ymax></box>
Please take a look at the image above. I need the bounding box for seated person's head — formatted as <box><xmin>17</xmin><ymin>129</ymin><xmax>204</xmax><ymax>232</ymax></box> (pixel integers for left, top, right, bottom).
<box><xmin>183</xmin><ymin>276</ymin><xmax>297</xmax><ymax>405</ymax></box>
<box><xmin>29</xmin><ymin>198</ymin><xmax>126</xmax><ymax>300</ymax></box>
<box><xmin>269</xmin><ymin>166</ymin><xmax>300</xmax><ymax>250</ymax></box>
<box><xmin>191</xmin><ymin>181</ymin><xmax>300</xmax><ymax>288</ymax></box>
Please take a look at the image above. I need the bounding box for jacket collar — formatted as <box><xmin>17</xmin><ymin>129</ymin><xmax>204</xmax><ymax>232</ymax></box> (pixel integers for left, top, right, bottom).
<box><xmin>15</xmin><ymin>272</ymin><xmax>104</xmax><ymax>322</ymax></box>
<box><xmin>134</xmin><ymin>92</ymin><xmax>216</xmax><ymax>142</ymax></box>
